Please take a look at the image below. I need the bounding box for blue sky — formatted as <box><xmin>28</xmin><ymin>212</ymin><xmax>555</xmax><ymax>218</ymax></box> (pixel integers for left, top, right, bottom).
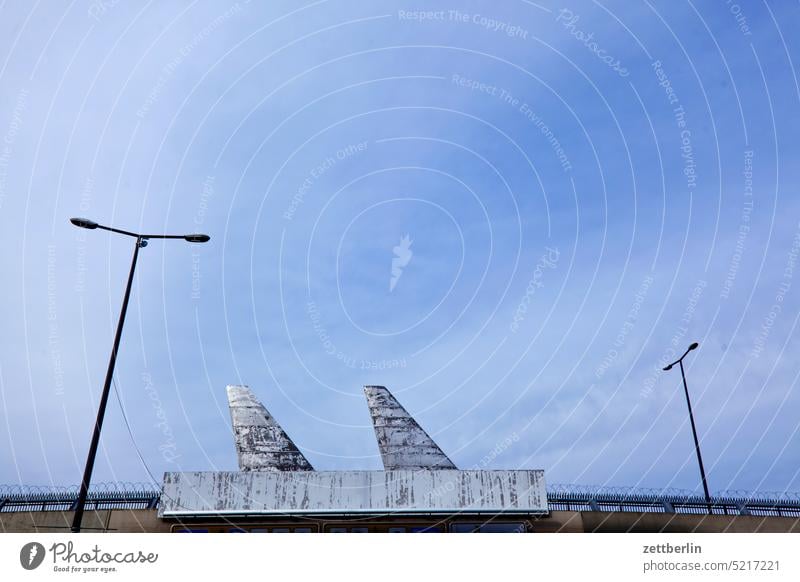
<box><xmin>1</xmin><ymin>0</ymin><xmax>799</xmax><ymax>497</ymax></box>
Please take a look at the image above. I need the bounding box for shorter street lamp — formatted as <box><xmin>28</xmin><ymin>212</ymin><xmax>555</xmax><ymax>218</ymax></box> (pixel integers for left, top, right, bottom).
<box><xmin>68</xmin><ymin>218</ymin><xmax>210</xmax><ymax>533</ymax></box>
<box><xmin>663</xmin><ymin>342</ymin><xmax>712</xmax><ymax>513</ymax></box>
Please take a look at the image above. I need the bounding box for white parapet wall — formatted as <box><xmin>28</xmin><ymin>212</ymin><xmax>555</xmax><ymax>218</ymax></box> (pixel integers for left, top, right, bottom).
<box><xmin>159</xmin><ymin>470</ymin><xmax>547</xmax><ymax>517</ymax></box>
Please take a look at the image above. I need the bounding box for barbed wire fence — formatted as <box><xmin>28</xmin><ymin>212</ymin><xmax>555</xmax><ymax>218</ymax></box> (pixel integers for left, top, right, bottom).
<box><xmin>2</xmin><ymin>482</ymin><xmax>800</xmax><ymax>517</ymax></box>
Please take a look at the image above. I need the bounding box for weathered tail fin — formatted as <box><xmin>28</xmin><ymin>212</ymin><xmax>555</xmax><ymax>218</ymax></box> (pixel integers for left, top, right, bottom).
<box><xmin>227</xmin><ymin>385</ymin><xmax>314</xmax><ymax>471</ymax></box>
<box><xmin>364</xmin><ymin>385</ymin><xmax>456</xmax><ymax>470</ymax></box>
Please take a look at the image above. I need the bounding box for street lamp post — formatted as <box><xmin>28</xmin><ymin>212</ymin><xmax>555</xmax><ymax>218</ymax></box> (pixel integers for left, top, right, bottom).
<box><xmin>662</xmin><ymin>342</ymin><xmax>712</xmax><ymax>513</ymax></box>
<box><xmin>68</xmin><ymin>218</ymin><xmax>209</xmax><ymax>533</ymax></box>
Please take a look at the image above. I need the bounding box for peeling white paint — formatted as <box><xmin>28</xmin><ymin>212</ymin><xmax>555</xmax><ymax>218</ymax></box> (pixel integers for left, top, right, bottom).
<box><xmin>159</xmin><ymin>470</ymin><xmax>547</xmax><ymax>516</ymax></box>
<box><xmin>365</xmin><ymin>386</ymin><xmax>457</xmax><ymax>470</ymax></box>
<box><xmin>227</xmin><ymin>385</ymin><xmax>314</xmax><ymax>471</ymax></box>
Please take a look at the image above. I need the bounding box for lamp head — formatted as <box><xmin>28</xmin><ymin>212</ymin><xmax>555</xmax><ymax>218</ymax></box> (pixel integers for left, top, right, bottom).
<box><xmin>662</xmin><ymin>364</ymin><xmax>673</xmax><ymax>371</ymax></box>
<box><xmin>70</xmin><ymin>217</ymin><xmax>98</xmax><ymax>229</ymax></box>
<box><xmin>688</xmin><ymin>342</ymin><xmax>699</xmax><ymax>351</ymax></box>
<box><xmin>184</xmin><ymin>234</ymin><xmax>210</xmax><ymax>243</ymax></box>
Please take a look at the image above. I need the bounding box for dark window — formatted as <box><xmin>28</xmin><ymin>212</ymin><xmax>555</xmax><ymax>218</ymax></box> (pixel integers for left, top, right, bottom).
<box><xmin>450</xmin><ymin>523</ymin><xmax>480</xmax><ymax>533</ymax></box>
<box><xmin>479</xmin><ymin>523</ymin><xmax>525</xmax><ymax>533</ymax></box>
<box><xmin>449</xmin><ymin>522</ymin><xmax>525</xmax><ymax>533</ymax></box>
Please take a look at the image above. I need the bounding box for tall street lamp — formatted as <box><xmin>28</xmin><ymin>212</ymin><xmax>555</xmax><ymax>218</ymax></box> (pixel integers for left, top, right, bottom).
<box><xmin>662</xmin><ymin>341</ymin><xmax>712</xmax><ymax>513</ymax></box>
<box><xmin>68</xmin><ymin>218</ymin><xmax>210</xmax><ymax>532</ymax></box>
